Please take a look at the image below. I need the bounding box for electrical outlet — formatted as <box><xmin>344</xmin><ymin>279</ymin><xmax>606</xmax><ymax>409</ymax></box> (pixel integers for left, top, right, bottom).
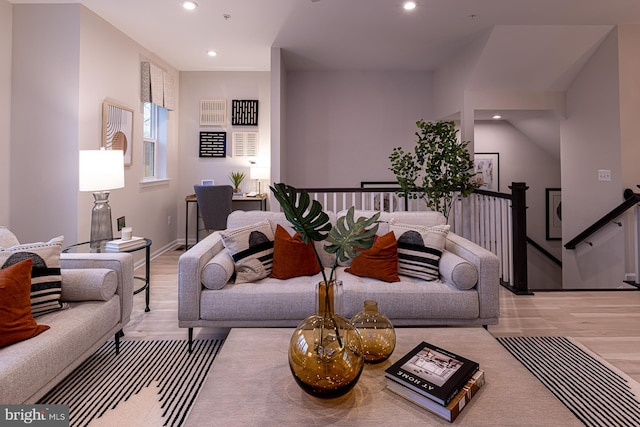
<box><xmin>167</xmin><ymin>216</ymin><xmax>172</xmax><ymax>226</ymax></box>
<box><xmin>598</xmin><ymin>169</ymin><xmax>611</xmax><ymax>181</ymax></box>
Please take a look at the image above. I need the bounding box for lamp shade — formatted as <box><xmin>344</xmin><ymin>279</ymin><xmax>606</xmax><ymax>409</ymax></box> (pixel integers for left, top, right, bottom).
<box><xmin>250</xmin><ymin>166</ymin><xmax>270</xmax><ymax>180</ymax></box>
<box><xmin>79</xmin><ymin>150</ymin><xmax>125</xmax><ymax>191</ymax></box>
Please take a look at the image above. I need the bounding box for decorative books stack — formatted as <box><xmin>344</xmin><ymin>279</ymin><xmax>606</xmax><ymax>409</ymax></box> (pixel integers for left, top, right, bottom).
<box><xmin>105</xmin><ymin>236</ymin><xmax>146</xmax><ymax>252</ymax></box>
<box><xmin>385</xmin><ymin>341</ymin><xmax>485</xmax><ymax>422</ymax></box>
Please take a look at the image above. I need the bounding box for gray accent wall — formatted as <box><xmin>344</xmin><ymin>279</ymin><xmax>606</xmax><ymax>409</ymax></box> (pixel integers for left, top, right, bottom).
<box><xmin>0</xmin><ymin>0</ymin><xmax>11</xmax><ymax>226</ymax></box>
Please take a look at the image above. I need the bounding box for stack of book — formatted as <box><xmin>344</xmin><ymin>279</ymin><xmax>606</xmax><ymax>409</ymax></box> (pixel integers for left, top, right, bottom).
<box><xmin>385</xmin><ymin>341</ymin><xmax>485</xmax><ymax>422</ymax></box>
<box><xmin>105</xmin><ymin>236</ymin><xmax>146</xmax><ymax>252</ymax></box>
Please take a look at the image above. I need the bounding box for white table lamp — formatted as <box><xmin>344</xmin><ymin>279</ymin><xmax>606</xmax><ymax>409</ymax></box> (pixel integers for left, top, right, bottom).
<box><xmin>79</xmin><ymin>149</ymin><xmax>125</xmax><ymax>247</ymax></box>
<box><xmin>250</xmin><ymin>166</ymin><xmax>270</xmax><ymax>194</ymax></box>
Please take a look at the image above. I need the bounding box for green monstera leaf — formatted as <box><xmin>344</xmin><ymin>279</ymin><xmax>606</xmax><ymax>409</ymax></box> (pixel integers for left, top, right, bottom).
<box><xmin>325</xmin><ymin>207</ymin><xmax>380</xmax><ymax>264</ymax></box>
<box><xmin>270</xmin><ymin>183</ymin><xmax>332</xmax><ymax>244</ymax></box>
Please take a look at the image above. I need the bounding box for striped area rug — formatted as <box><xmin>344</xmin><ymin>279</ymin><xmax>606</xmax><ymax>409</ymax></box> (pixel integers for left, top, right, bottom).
<box><xmin>38</xmin><ymin>339</ymin><xmax>224</xmax><ymax>427</ymax></box>
<box><xmin>497</xmin><ymin>336</ymin><xmax>640</xmax><ymax>427</ymax></box>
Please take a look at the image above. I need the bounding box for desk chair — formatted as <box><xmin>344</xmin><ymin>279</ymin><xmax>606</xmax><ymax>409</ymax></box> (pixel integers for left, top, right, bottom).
<box><xmin>193</xmin><ymin>185</ymin><xmax>234</xmax><ymax>236</ymax></box>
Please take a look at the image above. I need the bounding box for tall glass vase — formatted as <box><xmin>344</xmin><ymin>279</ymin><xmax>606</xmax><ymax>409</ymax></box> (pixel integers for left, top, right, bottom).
<box><xmin>90</xmin><ymin>191</ymin><xmax>114</xmax><ymax>249</ymax></box>
<box><xmin>288</xmin><ymin>280</ymin><xmax>364</xmax><ymax>398</ymax></box>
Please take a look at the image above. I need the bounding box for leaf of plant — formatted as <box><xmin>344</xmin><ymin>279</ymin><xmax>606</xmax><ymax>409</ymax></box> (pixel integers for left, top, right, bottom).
<box><xmin>324</xmin><ymin>207</ymin><xmax>380</xmax><ymax>262</ymax></box>
<box><xmin>269</xmin><ymin>183</ymin><xmax>331</xmax><ymax>243</ymax></box>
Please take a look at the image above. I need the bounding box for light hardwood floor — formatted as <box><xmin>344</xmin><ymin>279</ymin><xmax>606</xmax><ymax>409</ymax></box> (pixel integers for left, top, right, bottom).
<box><xmin>124</xmin><ymin>247</ymin><xmax>640</xmax><ymax>383</ymax></box>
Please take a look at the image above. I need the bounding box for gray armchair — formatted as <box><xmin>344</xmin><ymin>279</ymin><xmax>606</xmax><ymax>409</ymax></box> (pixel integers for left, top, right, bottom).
<box><xmin>193</xmin><ymin>185</ymin><xmax>234</xmax><ymax>235</ymax></box>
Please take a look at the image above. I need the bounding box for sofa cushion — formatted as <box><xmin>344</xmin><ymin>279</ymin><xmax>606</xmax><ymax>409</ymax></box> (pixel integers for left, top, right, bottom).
<box><xmin>271</xmin><ymin>225</ymin><xmax>321</xmax><ymax>280</ymax></box>
<box><xmin>201</xmin><ymin>250</ymin><xmax>235</xmax><ymax>290</ymax></box>
<box><xmin>220</xmin><ymin>220</ymin><xmax>274</xmax><ymax>284</ymax></box>
<box><xmin>439</xmin><ymin>250</ymin><xmax>478</xmax><ymax>290</ymax></box>
<box><xmin>345</xmin><ymin>232</ymin><xmax>400</xmax><ymax>282</ymax></box>
<box><xmin>0</xmin><ymin>235</ymin><xmax>68</xmax><ymax>316</ymax></box>
<box><xmin>61</xmin><ymin>268</ymin><xmax>118</xmax><ymax>301</ymax></box>
<box><xmin>389</xmin><ymin>220</ymin><xmax>449</xmax><ymax>281</ymax></box>
<box><xmin>0</xmin><ymin>226</ymin><xmax>20</xmax><ymax>248</ymax></box>
<box><xmin>0</xmin><ymin>259</ymin><xmax>50</xmax><ymax>348</ymax></box>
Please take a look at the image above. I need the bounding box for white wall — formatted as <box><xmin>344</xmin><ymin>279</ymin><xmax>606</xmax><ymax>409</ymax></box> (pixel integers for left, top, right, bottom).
<box><xmin>475</xmin><ymin>120</ymin><xmax>562</xmax><ymax>289</ymax></box>
<box><xmin>561</xmin><ymin>29</ymin><xmax>625</xmax><ymax>289</ymax></box>
<box><xmin>11</xmin><ymin>4</ymin><xmax>81</xmax><ymax>243</ymax></box>
<box><xmin>285</xmin><ymin>71</ymin><xmax>433</xmax><ymax>188</ymax></box>
<box><xmin>0</xmin><ymin>0</ymin><xmax>12</xmax><ymax>226</ymax></box>
<box><xmin>178</xmin><ymin>71</ymin><xmax>271</xmax><ymax>243</ymax></box>
<box><xmin>9</xmin><ymin>4</ymin><xmax>180</xmax><ymax>259</ymax></box>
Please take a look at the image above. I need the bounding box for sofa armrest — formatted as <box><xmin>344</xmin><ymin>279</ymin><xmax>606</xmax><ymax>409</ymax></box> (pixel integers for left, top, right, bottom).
<box><xmin>444</xmin><ymin>233</ymin><xmax>500</xmax><ymax>321</ymax></box>
<box><xmin>60</xmin><ymin>252</ymin><xmax>134</xmax><ymax>327</ymax></box>
<box><xmin>178</xmin><ymin>232</ymin><xmax>226</xmax><ymax>322</ymax></box>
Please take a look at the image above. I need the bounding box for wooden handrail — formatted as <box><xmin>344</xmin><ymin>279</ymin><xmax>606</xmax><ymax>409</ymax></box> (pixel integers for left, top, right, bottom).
<box><xmin>564</xmin><ymin>192</ymin><xmax>640</xmax><ymax>249</ymax></box>
<box><xmin>527</xmin><ymin>237</ymin><xmax>562</xmax><ymax>267</ymax></box>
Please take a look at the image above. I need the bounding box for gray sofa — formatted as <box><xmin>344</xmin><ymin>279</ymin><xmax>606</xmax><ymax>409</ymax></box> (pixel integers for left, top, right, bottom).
<box><xmin>0</xmin><ymin>228</ymin><xmax>134</xmax><ymax>404</ymax></box>
<box><xmin>179</xmin><ymin>210</ymin><xmax>500</xmax><ymax>347</ymax></box>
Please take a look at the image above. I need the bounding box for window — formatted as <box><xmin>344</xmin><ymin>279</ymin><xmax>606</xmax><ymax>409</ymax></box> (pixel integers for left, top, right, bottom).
<box><xmin>143</xmin><ymin>102</ymin><xmax>167</xmax><ymax>181</ymax></box>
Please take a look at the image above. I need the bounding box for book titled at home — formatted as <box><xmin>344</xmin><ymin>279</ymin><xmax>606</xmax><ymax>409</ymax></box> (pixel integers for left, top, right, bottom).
<box><xmin>384</xmin><ymin>341</ymin><xmax>480</xmax><ymax>406</ymax></box>
<box><xmin>387</xmin><ymin>369</ymin><xmax>485</xmax><ymax>422</ymax></box>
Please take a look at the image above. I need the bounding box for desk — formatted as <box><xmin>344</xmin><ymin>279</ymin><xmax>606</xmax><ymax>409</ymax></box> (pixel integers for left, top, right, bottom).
<box><xmin>63</xmin><ymin>238</ymin><xmax>152</xmax><ymax>312</ymax></box>
<box><xmin>185</xmin><ymin>193</ymin><xmax>267</xmax><ymax>249</ymax></box>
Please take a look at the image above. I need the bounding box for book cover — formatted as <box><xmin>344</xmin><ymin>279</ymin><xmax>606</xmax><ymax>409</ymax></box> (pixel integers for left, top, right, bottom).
<box><xmin>384</xmin><ymin>341</ymin><xmax>479</xmax><ymax>406</ymax></box>
<box><xmin>387</xmin><ymin>369</ymin><xmax>485</xmax><ymax>422</ymax></box>
<box><xmin>106</xmin><ymin>237</ymin><xmax>145</xmax><ymax>251</ymax></box>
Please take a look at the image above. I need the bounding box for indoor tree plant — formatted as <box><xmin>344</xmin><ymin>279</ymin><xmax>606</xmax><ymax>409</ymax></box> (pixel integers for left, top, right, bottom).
<box><xmin>389</xmin><ymin>120</ymin><xmax>480</xmax><ymax>219</ymax></box>
<box><xmin>270</xmin><ymin>182</ymin><xmax>380</xmax><ymax>398</ymax></box>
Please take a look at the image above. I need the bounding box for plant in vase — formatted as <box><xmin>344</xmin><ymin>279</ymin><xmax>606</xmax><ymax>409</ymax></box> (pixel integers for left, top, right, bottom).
<box><xmin>228</xmin><ymin>171</ymin><xmax>246</xmax><ymax>194</ymax></box>
<box><xmin>270</xmin><ymin>183</ymin><xmax>380</xmax><ymax>398</ymax></box>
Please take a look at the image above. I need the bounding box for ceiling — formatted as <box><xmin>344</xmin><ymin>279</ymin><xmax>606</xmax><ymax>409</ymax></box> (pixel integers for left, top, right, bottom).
<box><xmin>8</xmin><ymin>0</ymin><xmax>640</xmax><ymax>72</ymax></box>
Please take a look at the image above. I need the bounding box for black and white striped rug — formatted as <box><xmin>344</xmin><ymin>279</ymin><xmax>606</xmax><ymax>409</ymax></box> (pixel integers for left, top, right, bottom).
<box><xmin>38</xmin><ymin>339</ymin><xmax>224</xmax><ymax>427</ymax></box>
<box><xmin>497</xmin><ymin>336</ymin><xmax>640</xmax><ymax>427</ymax></box>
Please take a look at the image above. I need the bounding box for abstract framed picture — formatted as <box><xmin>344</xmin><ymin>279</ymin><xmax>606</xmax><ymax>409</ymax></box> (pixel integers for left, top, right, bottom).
<box><xmin>473</xmin><ymin>152</ymin><xmax>499</xmax><ymax>192</ymax></box>
<box><xmin>546</xmin><ymin>188</ymin><xmax>562</xmax><ymax>240</ymax></box>
<box><xmin>102</xmin><ymin>101</ymin><xmax>134</xmax><ymax>166</ymax></box>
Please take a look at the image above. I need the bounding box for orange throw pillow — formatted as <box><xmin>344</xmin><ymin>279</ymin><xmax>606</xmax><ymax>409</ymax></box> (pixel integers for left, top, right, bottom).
<box><xmin>346</xmin><ymin>232</ymin><xmax>400</xmax><ymax>282</ymax></box>
<box><xmin>0</xmin><ymin>259</ymin><xmax>50</xmax><ymax>348</ymax></box>
<box><xmin>270</xmin><ymin>225</ymin><xmax>321</xmax><ymax>279</ymax></box>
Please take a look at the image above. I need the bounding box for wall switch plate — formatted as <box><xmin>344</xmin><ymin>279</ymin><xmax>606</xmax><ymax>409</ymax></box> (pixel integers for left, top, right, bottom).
<box><xmin>598</xmin><ymin>169</ymin><xmax>611</xmax><ymax>181</ymax></box>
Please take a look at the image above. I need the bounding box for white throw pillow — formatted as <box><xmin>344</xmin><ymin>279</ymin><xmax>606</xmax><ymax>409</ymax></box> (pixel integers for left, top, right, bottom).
<box><xmin>201</xmin><ymin>250</ymin><xmax>235</xmax><ymax>290</ymax></box>
<box><xmin>389</xmin><ymin>219</ymin><xmax>449</xmax><ymax>281</ymax></box>
<box><xmin>220</xmin><ymin>220</ymin><xmax>274</xmax><ymax>283</ymax></box>
<box><xmin>439</xmin><ymin>250</ymin><xmax>478</xmax><ymax>290</ymax></box>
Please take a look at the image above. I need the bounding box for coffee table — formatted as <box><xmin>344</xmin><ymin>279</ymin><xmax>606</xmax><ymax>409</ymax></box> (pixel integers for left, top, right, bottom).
<box><xmin>186</xmin><ymin>328</ymin><xmax>582</xmax><ymax>426</ymax></box>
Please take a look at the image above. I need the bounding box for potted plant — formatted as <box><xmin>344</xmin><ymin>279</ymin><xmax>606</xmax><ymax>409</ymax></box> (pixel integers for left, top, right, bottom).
<box><xmin>389</xmin><ymin>120</ymin><xmax>480</xmax><ymax>219</ymax></box>
<box><xmin>270</xmin><ymin>182</ymin><xmax>380</xmax><ymax>398</ymax></box>
<box><xmin>228</xmin><ymin>171</ymin><xmax>246</xmax><ymax>193</ymax></box>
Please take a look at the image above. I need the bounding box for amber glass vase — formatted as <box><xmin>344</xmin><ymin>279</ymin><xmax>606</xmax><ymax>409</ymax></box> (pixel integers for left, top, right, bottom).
<box><xmin>288</xmin><ymin>281</ymin><xmax>364</xmax><ymax>398</ymax></box>
<box><xmin>351</xmin><ymin>300</ymin><xmax>396</xmax><ymax>364</ymax></box>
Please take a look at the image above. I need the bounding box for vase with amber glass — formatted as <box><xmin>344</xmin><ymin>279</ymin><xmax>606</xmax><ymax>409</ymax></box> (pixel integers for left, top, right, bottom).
<box><xmin>351</xmin><ymin>300</ymin><xmax>396</xmax><ymax>364</ymax></box>
<box><xmin>288</xmin><ymin>281</ymin><xmax>365</xmax><ymax>398</ymax></box>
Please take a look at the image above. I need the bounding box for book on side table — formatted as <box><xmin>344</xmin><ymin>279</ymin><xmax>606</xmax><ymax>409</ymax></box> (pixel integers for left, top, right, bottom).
<box><xmin>105</xmin><ymin>236</ymin><xmax>146</xmax><ymax>251</ymax></box>
<box><xmin>385</xmin><ymin>341</ymin><xmax>480</xmax><ymax>406</ymax></box>
<box><xmin>387</xmin><ymin>369</ymin><xmax>485</xmax><ymax>422</ymax></box>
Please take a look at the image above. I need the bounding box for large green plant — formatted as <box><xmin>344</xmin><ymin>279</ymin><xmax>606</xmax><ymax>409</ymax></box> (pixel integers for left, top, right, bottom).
<box><xmin>270</xmin><ymin>183</ymin><xmax>380</xmax><ymax>284</ymax></box>
<box><xmin>389</xmin><ymin>120</ymin><xmax>479</xmax><ymax>219</ymax></box>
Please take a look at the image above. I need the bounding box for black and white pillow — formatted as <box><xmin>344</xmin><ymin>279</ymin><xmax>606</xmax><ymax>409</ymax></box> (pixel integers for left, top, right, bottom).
<box><xmin>389</xmin><ymin>220</ymin><xmax>449</xmax><ymax>281</ymax></box>
<box><xmin>0</xmin><ymin>235</ymin><xmax>68</xmax><ymax>316</ymax></box>
<box><xmin>220</xmin><ymin>220</ymin><xmax>274</xmax><ymax>283</ymax></box>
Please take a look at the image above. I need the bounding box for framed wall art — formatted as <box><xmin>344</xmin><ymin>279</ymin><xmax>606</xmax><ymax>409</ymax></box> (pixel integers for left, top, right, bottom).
<box><xmin>102</xmin><ymin>101</ymin><xmax>134</xmax><ymax>166</ymax></box>
<box><xmin>473</xmin><ymin>152</ymin><xmax>499</xmax><ymax>192</ymax></box>
<box><xmin>546</xmin><ymin>188</ymin><xmax>562</xmax><ymax>240</ymax></box>
<box><xmin>199</xmin><ymin>132</ymin><xmax>227</xmax><ymax>158</ymax></box>
<box><xmin>231</xmin><ymin>100</ymin><xmax>259</xmax><ymax>126</ymax></box>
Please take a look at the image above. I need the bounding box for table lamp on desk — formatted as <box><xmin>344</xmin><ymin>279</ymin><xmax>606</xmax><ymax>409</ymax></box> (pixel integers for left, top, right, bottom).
<box><xmin>250</xmin><ymin>166</ymin><xmax>269</xmax><ymax>195</ymax></box>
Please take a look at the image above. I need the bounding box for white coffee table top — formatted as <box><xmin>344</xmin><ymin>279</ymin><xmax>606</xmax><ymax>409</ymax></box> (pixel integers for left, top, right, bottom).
<box><xmin>186</xmin><ymin>327</ymin><xmax>581</xmax><ymax>426</ymax></box>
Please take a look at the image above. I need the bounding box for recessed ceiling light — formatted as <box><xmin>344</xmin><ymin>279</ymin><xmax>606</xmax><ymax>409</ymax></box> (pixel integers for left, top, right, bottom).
<box><xmin>182</xmin><ymin>1</ymin><xmax>198</xmax><ymax>11</ymax></box>
<box><xmin>403</xmin><ymin>1</ymin><xmax>417</xmax><ymax>11</ymax></box>
<box><xmin>492</xmin><ymin>114</ymin><xmax>502</xmax><ymax>120</ymax></box>
<box><xmin>207</xmin><ymin>50</ymin><xmax>217</xmax><ymax>57</ymax></box>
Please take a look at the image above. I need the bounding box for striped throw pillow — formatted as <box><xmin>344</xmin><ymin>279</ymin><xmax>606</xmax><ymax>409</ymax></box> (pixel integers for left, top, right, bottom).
<box><xmin>389</xmin><ymin>220</ymin><xmax>449</xmax><ymax>281</ymax></box>
<box><xmin>220</xmin><ymin>220</ymin><xmax>274</xmax><ymax>283</ymax></box>
<box><xmin>0</xmin><ymin>235</ymin><xmax>68</xmax><ymax>316</ymax></box>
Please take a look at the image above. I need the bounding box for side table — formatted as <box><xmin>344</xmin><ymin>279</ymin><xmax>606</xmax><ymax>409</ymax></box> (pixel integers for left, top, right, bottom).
<box><xmin>63</xmin><ymin>238</ymin><xmax>152</xmax><ymax>312</ymax></box>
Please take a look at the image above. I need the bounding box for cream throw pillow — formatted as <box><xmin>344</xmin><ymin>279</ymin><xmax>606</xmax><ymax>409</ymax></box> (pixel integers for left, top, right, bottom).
<box><xmin>220</xmin><ymin>220</ymin><xmax>274</xmax><ymax>283</ymax></box>
<box><xmin>389</xmin><ymin>220</ymin><xmax>449</xmax><ymax>281</ymax></box>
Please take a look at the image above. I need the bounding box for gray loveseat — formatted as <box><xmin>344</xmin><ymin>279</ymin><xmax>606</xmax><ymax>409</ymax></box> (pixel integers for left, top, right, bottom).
<box><xmin>179</xmin><ymin>210</ymin><xmax>500</xmax><ymax>348</ymax></box>
<box><xmin>0</xmin><ymin>227</ymin><xmax>134</xmax><ymax>403</ymax></box>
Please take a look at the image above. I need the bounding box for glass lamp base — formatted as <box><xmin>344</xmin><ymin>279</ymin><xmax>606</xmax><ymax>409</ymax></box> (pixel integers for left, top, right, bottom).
<box><xmin>90</xmin><ymin>191</ymin><xmax>113</xmax><ymax>248</ymax></box>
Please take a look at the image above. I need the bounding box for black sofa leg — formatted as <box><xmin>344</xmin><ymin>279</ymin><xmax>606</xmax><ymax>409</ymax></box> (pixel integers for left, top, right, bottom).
<box><xmin>483</xmin><ymin>325</ymin><xmax>488</xmax><ymax>330</ymax></box>
<box><xmin>188</xmin><ymin>328</ymin><xmax>193</xmax><ymax>353</ymax></box>
<box><xmin>115</xmin><ymin>330</ymin><xmax>122</xmax><ymax>355</ymax></box>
